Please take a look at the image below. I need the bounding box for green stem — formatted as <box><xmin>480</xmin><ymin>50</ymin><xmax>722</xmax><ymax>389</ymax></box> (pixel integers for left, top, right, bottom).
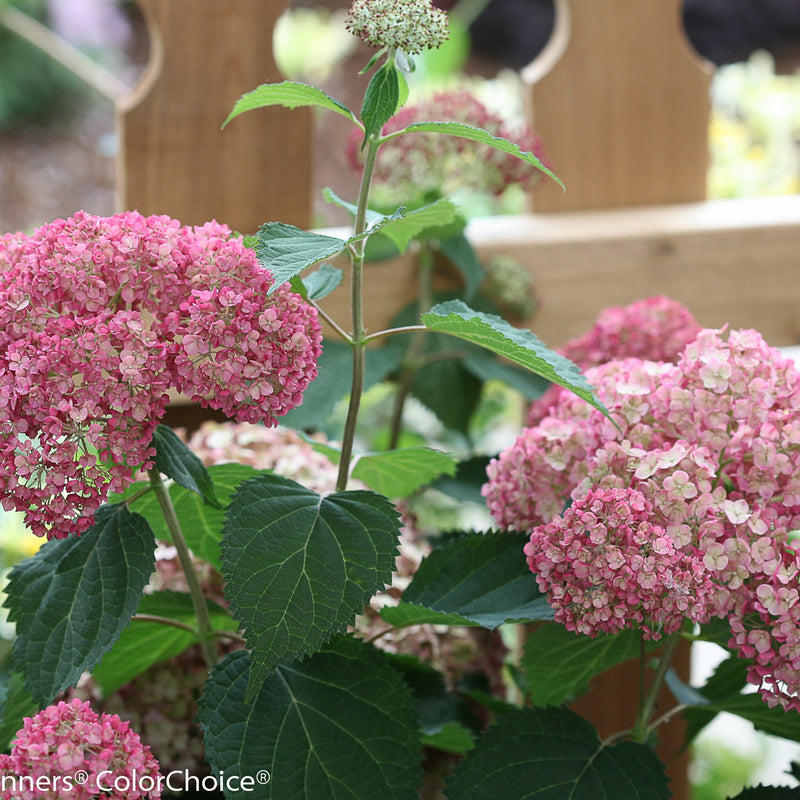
<box><xmin>362</xmin><ymin>324</ymin><xmax>427</xmax><ymax>344</ymax></box>
<box><xmin>148</xmin><ymin>469</ymin><xmax>218</xmax><ymax>668</ymax></box>
<box><xmin>336</xmin><ymin>136</ymin><xmax>381</xmax><ymax>492</ymax></box>
<box><xmin>631</xmin><ymin>633</ymin><xmax>681</xmax><ymax>743</ymax></box>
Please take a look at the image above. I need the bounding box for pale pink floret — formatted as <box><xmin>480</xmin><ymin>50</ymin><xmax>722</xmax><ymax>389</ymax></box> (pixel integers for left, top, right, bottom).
<box><xmin>0</xmin><ymin>212</ymin><xmax>322</xmax><ymax>538</ymax></box>
<box><xmin>488</xmin><ymin>325</ymin><xmax>800</xmax><ymax>711</ymax></box>
<box><xmin>0</xmin><ymin>698</ymin><xmax>160</xmax><ymax>799</ymax></box>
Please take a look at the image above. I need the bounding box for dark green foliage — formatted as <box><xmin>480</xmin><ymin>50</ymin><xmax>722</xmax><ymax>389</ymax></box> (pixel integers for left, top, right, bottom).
<box><xmin>445</xmin><ymin>706</ymin><xmax>671</xmax><ymax>799</ymax></box>
<box><xmin>220</xmin><ymin>473</ymin><xmax>400</xmax><ymax>697</ymax></box>
<box><xmin>197</xmin><ymin>639</ymin><xmax>423</xmax><ymax>799</ymax></box>
<box><xmin>4</xmin><ymin>504</ymin><xmax>156</xmax><ymax>703</ymax></box>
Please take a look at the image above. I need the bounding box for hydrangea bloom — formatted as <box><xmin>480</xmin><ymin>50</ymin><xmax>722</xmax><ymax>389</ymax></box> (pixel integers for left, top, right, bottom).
<box><xmin>347</xmin><ymin>90</ymin><xmax>546</xmax><ymax>205</ymax></box>
<box><xmin>0</xmin><ymin>699</ymin><xmax>160</xmax><ymax>799</ymax></box>
<box><xmin>0</xmin><ymin>212</ymin><xmax>321</xmax><ymax>538</ymax></box>
<box><xmin>527</xmin><ymin>296</ymin><xmax>702</xmax><ymax>425</ymax></box>
<box><xmin>485</xmin><ymin>327</ymin><xmax>800</xmax><ymax>710</ymax></box>
<box><xmin>344</xmin><ymin>0</ymin><xmax>448</xmax><ymax>54</ymax></box>
<box><xmin>527</xmin><ymin>487</ymin><xmax>714</xmax><ymax>639</ymax></box>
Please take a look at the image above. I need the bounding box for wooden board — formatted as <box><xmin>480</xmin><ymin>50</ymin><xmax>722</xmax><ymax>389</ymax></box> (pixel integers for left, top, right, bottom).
<box><xmin>119</xmin><ymin>0</ymin><xmax>312</xmax><ymax>232</ymax></box>
<box><xmin>318</xmin><ymin>195</ymin><xmax>800</xmax><ymax>349</ymax></box>
<box><xmin>523</xmin><ymin>0</ymin><xmax>713</xmax><ymax>211</ymax></box>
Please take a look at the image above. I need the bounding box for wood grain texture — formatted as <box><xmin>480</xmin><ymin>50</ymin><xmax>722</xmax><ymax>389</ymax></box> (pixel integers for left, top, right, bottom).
<box><xmin>523</xmin><ymin>0</ymin><xmax>713</xmax><ymax>211</ymax></box>
<box><xmin>119</xmin><ymin>0</ymin><xmax>312</xmax><ymax>232</ymax></box>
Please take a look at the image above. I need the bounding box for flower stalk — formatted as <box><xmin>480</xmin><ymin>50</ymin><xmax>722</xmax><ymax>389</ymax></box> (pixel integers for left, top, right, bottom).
<box><xmin>148</xmin><ymin>468</ymin><xmax>217</xmax><ymax>668</ymax></box>
<box><xmin>631</xmin><ymin>633</ymin><xmax>681</xmax><ymax>743</ymax></box>
<box><xmin>336</xmin><ymin>135</ymin><xmax>381</xmax><ymax>491</ymax></box>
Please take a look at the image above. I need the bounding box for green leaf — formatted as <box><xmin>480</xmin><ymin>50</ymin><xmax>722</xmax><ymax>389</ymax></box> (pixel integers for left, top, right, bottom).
<box><xmin>437</xmin><ymin>232</ymin><xmax>483</xmax><ymax>301</ymax></box>
<box><xmin>223</xmin><ymin>81</ymin><xmax>358</xmax><ymax>128</ymax></box>
<box><xmin>421</xmin><ymin>722</ymin><xmax>475</xmax><ymax>755</ymax></box>
<box><xmin>309</xmin><ymin>445</ymin><xmax>458</xmax><ymax>498</ymax></box>
<box><xmin>681</xmin><ymin>649</ymin><xmax>800</xmax><ymax>744</ymax></box>
<box><xmin>300</xmin><ymin>263</ymin><xmax>344</xmax><ymax>301</ymax></box>
<box><xmin>92</xmin><ymin>591</ymin><xmax>233</xmax><ymax>695</ymax></box>
<box><xmin>352</xmin><ymin>447</ymin><xmax>458</xmax><ymax>498</ymax></box>
<box><xmin>697</xmin><ymin>616</ymin><xmax>736</xmax><ymax>647</ymax></box>
<box><xmin>445</xmin><ymin>706</ymin><xmax>670</xmax><ymax>800</ymax></box>
<box><xmin>665</xmin><ymin>667</ymin><xmax>710</xmax><ymax>708</ymax></box>
<box><xmin>281</xmin><ymin>340</ymin><xmax>354</xmax><ymax>429</ymax></box>
<box><xmin>380</xmin><ymin>602</ymin><xmax>481</xmax><ymax>628</ymax></box>
<box><xmin>197</xmin><ymin>638</ymin><xmax>422</xmax><ymax>800</ymax></box>
<box><xmin>701</xmin><ymin>693</ymin><xmax>800</xmax><ymax>743</ymax></box>
<box><xmin>422</xmin><ymin>300</ymin><xmax>609</xmax><ymax>418</ymax></box>
<box><xmin>0</xmin><ymin>671</ymin><xmax>38</xmax><ymax>751</ymax></box>
<box><xmin>378</xmin><ymin>198</ymin><xmax>461</xmax><ymax>254</ymax></box>
<box><xmin>521</xmin><ymin>625</ymin><xmax>651</xmax><ymax>707</ymax></box>
<box><xmin>256</xmin><ymin>222</ymin><xmax>346</xmax><ymax>292</ymax></box>
<box><xmin>322</xmin><ymin>187</ymin><xmax>391</xmax><ymax>228</ymax></box>
<box><xmin>361</xmin><ymin>60</ymin><xmax>400</xmax><ymax>141</ymax></box>
<box><xmin>383</xmin><ymin>532</ymin><xmax>551</xmax><ymax>629</ymax></box>
<box><xmin>462</xmin><ymin>349</ymin><xmax>550</xmax><ymax>399</ymax></box>
<box><xmin>396</xmin><ymin>62</ymin><xmax>410</xmax><ymax>108</ymax></box>
<box><xmin>4</xmin><ymin>505</ymin><xmax>156</xmax><ymax>704</ymax></box>
<box><xmin>221</xmin><ymin>473</ymin><xmax>400</xmax><ymax>697</ymax></box>
<box><xmin>390</xmin><ymin>120</ymin><xmax>563</xmax><ymax>188</ymax></box>
<box><xmin>387</xmin><ymin>654</ymin><xmax>479</xmax><ymax>755</ymax></box>
<box><xmin>382</xmin><ymin>297</ymin><xmax>489</xmax><ymax>433</ymax></box>
<box><xmin>727</xmin><ymin>787</ymin><xmax>800</xmax><ymax>799</ymax></box>
<box><xmin>151</xmin><ymin>424</ymin><xmax>220</xmax><ymax>507</ymax></box>
<box><xmin>413</xmin><ymin>358</ymin><xmax>482</xmax><ymax>434</ymax></box>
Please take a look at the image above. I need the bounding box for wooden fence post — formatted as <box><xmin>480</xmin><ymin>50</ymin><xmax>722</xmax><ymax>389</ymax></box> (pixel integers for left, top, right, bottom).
<box><xmin>119</xmin><ymin>0</ymin><xmax>312</xmax><ymax>233</ymax></box>
<box><xmin>524</xmin><ymin>0</ymin><xmax>712</xmax><ymax>212</ymax></box>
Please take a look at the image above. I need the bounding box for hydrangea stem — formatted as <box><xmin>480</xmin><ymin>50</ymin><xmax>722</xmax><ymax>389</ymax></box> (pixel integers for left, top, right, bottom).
<box><xmin>631</xmin><ymin>632</ymin><xmax>681</xmax><ymax>743</ymax></box>
<box><xmin>336</xmin><ymin>135</ymin><xmax>381</xmax><ymax>491</ymax></box>
<box><xmin>148</xmin><ymin>468</ymin><xmax>218</xmax><ymax>668</ymax></box>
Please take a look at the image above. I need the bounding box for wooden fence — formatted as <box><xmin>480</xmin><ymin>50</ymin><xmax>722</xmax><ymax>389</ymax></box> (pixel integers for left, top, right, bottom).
<box><xmin>121</xmin><ymin>1</ymin><xmax>800</xmax><ymax>797</ymax></box>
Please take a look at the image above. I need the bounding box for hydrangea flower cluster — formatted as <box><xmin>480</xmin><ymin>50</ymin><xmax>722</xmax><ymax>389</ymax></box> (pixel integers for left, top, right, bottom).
<box><xmin>527</xmin><ymin>295</ymin><xmax>702</xmax><ymax>425</ymax></box>
<box><xmin>347</xmin><ymin>90</ymin><xmax>546</xmax><ymax>206</ymax></box>
<box><xmin>484</xmin><ymin>327</ymin><xmax>800</xmax><ymax>711</ymax></box>
<box><xmin>0</xmin><ymin>698</ymin><xmax>161</xmax><ymax>799</ymax></box>
<box><xmin>344</xmin><ymin>0</ymin><xmax>448</xmax><ymax>54</ymax></box>
<box><xmin>0</xmin><ymin>211</ymin><xmax>322</xmax><ymax>538</ymax></box>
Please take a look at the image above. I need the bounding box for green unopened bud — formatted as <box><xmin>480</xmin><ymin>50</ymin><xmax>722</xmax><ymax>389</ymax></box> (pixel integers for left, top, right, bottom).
<box><xmin>344</xmin><ymin>0</ymin><xmax>449</xmax><ymax>55</ymax></box>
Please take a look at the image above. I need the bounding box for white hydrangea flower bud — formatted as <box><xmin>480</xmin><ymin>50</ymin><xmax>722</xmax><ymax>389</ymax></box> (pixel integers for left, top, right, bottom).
<box><xmin>344</xmin><ymin>0</ymin><xmax>449</xmax><ymax>55</ymax></box>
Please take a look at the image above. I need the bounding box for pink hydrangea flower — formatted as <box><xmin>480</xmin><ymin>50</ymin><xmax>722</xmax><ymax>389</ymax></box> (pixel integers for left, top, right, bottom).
<box><xmin>487</xmin><ymin>326</ymin><xmax>800</xmax><ymax>711</ymax></box>
<box><xmin>347</xmin><ymin>90</ymin><xmax>546</xmax><ymax>205</ymax></box>
<box><xmin>0</xmin><ymin>698</ymin><xmax>161</xmax><ymax>799</ymax></box>
<box><xmin>0</xmin><ymin>212</ymin><xmax>322</xmax><ymax>538</ymax></box>
<box><xmin>525</xmin><ymin>487</ymin><xmax>714</xmax><ymax>639</ymax></box>
<box><xmin>527</xmin><ymin>296</ymin><xmax>702</xmax><ymax>425</ymax></box>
